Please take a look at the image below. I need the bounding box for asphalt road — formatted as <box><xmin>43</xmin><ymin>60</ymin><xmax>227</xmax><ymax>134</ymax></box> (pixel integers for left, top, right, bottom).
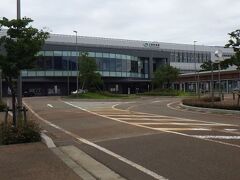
<box><xmin>24</xmin><ymin>96</ymin><xmax>240</xmax><ymax>180</ymax></box>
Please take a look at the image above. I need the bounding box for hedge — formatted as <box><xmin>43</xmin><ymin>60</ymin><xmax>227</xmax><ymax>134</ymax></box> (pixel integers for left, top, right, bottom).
<box><xmin>182</xmin><ymin>98</ymin><xmax>240</xmax><ymax>111</ymax></box>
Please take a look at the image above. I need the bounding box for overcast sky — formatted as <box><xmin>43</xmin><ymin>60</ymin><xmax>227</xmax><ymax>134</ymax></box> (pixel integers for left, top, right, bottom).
<box><xmin>1</xmin><ymin>0</ymin><xmax>240</xmax><ymax>46</ymax></box>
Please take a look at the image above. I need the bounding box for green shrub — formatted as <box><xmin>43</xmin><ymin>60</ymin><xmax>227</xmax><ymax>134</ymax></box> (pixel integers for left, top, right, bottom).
<box><xmin>0</xmin><ymin>100</ymin><xmax>7</xmax><ymax>112</ymax></box>
<box><xmin>139</xmin><ymin>89</ymin><xmax>193</xmax><ymax>96</ymax></box>
<box><xmin>182</xmin><ymin>98</ymin><xmax>240</xmax><ymax>111</ymax></box>
<box><xmin>68</xmin><ymin>91</ymin><xmax>132</xmax><ymax>99</ymax></box>
<box><xmin>200</xmin><ymin>96</ymin><xmax>221</xmax><ymax>102</ymax></box>
<box><xmin>0</xmin><ymin>121</ymin><xmax>41</xmax><ymax>145</ymax></box>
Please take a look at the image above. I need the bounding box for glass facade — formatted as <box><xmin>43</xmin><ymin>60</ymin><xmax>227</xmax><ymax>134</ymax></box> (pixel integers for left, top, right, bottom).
<box><xmin>35</xmin><ymin>51</ymin><xmax>149</xmax><ymax>78</ymax></box>
<box><xmin>170</xmin><ymin>51</ymin><xmax>211</xmax><ymax>63</ymax></box>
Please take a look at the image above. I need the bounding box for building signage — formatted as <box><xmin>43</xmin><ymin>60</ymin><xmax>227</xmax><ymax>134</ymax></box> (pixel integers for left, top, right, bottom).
<box><xmin>143</xmin><ymin>42</ymin><xmax>160</xmax><ymax>48</ymax></box>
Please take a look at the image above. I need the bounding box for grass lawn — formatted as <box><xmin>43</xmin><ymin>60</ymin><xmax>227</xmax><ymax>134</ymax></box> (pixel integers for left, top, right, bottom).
<box><xmin>139</xmin><ymin>89</ymin><xmax>194</xmax><ymax>97</ymax></box>
<box><xmin>68</xmin><ymin>92</ymin><xmax>137</xmax><ymax>99</ymax></box>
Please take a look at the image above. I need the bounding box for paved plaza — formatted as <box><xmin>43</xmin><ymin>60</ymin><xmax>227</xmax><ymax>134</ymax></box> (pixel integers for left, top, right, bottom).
<box><xmin>20</xmin><ymin>96</ymin><xmax>240</xmax><ymax>180</ymax></box>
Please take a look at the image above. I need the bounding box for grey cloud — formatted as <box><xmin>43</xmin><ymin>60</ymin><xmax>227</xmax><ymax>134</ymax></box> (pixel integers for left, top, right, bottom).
<box><xmin>0</xmin><ymin>0</ymin><xmax>239</xmax><ymax>46</ymax></box>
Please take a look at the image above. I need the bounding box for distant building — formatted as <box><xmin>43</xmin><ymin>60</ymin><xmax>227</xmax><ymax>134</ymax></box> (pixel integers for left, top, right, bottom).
<box><xmin>0</xmin><ymin>30</ymin><xmax>235</xmax><ymax>95</ymax></box>
<box><xmin>176</xmin><ymin>70</ymin><xmax>240</xmax><ymax>93</ymax></box>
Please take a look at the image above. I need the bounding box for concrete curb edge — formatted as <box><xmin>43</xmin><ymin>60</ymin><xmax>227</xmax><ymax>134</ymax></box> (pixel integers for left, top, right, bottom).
<box><xmin>41</xmin><ymin>132</ymin><xmax>56</xmax><ymax>148</ymax></box>
<box><xmin>180</xmin><ymin>103</ymin><xmax>240</xmax><ymax>115</ymax></box>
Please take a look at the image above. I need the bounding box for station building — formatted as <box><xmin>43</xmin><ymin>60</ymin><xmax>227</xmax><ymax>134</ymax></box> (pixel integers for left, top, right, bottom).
<box><xmin>0</xmin><ymin>30</ymin><xmax>235</xmax><ymax>95</ymax></box>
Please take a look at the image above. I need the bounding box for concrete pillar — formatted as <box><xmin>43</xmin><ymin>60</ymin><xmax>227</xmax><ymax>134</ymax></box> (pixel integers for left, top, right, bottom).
<box><xmin>149</xmin><ymin>56</ymin><xmax>153</xmax><ymax>79</ymax></box>
<box><xmin>226</xmin><ymin>80</ymin><xmax>229</xmax><ymax>94</ymax></box>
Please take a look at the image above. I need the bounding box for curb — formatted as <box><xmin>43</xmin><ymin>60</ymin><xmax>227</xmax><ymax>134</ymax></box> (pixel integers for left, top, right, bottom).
<box><xmin>41</xmin><ymin>132</ymin><xmax>56</xmax><ymax>148</ymax></box>
<box><xmin>40</xmin><ymin>132</ymin><xmax>126</xmax><ymax>180</ymax></box>
<box><xmin>180</xmin><ymin>103</ymin><xmax>240</xmax><ymax>115</ymax></box>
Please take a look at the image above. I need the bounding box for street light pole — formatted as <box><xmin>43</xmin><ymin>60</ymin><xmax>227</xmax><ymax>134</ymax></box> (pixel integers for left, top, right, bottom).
<box><xmin>194</xmin><ymin>41</ymin><xmax>197</xmax><ymax>95</ymax></box>
<box><xmin>214</xmin><ymin>50</ymin><xmax>223</xmax><ymax>100</ymax></box>
<box><xmin>17</xmin><ymin>0</ymin><xmax>22</xmax><ymax>113</ymax></box>
<box><xmin>211</xmin><ymin>61</ymin><xmax>214</xmax><ymax>104</ymax></box>
<box><xmin>73</xmin><ymin>31</ymin><xmax>78</xmax><ymax>91</ymax></box>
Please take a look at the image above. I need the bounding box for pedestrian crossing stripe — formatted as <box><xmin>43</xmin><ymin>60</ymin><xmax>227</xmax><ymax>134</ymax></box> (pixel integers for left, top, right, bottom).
<box><xmin>191</xmin><ymin>135</ymin><xmax>240</xmax><ymax>140</ymax></box>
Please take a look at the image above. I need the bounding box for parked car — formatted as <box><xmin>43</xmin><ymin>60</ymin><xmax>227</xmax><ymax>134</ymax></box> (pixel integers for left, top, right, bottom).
<box><xmin>71</xmin><ymin>89</ymin><xmax>88</xmax><ymax>95</ymax></box>
<box><xmin>23</xmin><ymin>90</ymin><xmax>35</xmax><ymax>97</ymax></box>
<box><xmin>233</xmin><ymin>87</ymin><xmax>240</xmax><ymax>92</ymax></box>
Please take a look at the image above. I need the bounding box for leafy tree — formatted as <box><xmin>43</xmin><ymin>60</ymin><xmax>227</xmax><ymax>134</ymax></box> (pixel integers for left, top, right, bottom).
<box><xmin>78</xmin><ymin>53</ymin><xmax>102</xmax><ymax>91</ymax></box>
<box><xmin>153</xmin><ymin>65</ymin><xmax>179</xmax><ymax>89</ymax></box>
<box><xmin>0</xmin><ymin>17</ymin><xmax>48</xmax><ymax>126</ymax></box>
<box><xmin>225</xmin><ymin>29</ymin><xmax>240</xmax><ymax>84</ymax></box>
<box><xmin>200</xmin><ymin>59</ymin><xmax>232</xmax><ymax>71</ymax></box>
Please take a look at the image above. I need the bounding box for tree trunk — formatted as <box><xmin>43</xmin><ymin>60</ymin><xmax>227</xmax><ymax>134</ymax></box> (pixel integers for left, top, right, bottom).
<box><xmin>6</xmin><ymin>78</ymin><xmax>17</xmax><ymax>127</ymax></box>
<box><xmin>167</xmin><ymin>80</ymin><xmax>170</xmax><ymax>89</ymax></box>
<box><xmin>81</xmin><ymin>79</ymin><xmax>85</xmax><ymax>90</ymax></box>
<box><xmin>11</xmin><ymin>91</ymin><xmax>17</xmax><ymax>127</ymax></box>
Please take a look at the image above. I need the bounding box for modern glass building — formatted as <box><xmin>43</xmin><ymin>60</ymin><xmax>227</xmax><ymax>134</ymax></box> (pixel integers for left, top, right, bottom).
<box><xmin>0</xmin><ymin>30</ymin><xmax>234</xmax><ymax>95</ymax></box>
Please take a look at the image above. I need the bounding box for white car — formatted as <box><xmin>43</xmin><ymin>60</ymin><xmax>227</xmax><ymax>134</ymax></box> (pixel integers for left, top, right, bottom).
<box><xmin>71</xmin><ymin>89</ymin><xmax>87</xmax><ymax>94</ymax></box>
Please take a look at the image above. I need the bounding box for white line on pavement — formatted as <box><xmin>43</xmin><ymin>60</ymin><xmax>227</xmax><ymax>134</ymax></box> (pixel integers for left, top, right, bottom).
<box><xmin>64</xmin><ymin>101</ymin><xmax>240</xmax><ymax>149</ymax></box>
<box><xmin>224</xmin><ymin>129</ymin><xmax>238</xmax><ymax>131</ymax></box>
<box><xmin>47</xmin><ymin>104</ymin><xmax>53</xmax><ymax>108</ymax></box>
<box><xmin>191</xmin><ymin>135</ymin><xmax>240</xmax><ymax>140</ymax></box>
<box><xmin>154</xmin><ymin>128</ymin><xmax>211</xmax><ymax>131</ymax></box>
<box><xmin>25</xmin><ymin>101</ymin><xmax>168</xmax><ymax>180</ymax></box>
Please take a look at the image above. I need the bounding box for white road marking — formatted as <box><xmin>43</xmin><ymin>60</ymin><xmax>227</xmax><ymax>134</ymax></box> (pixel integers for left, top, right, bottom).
<box><xmin>132</xmin><ymin>122</ymin><xmax>234</xmax><ymax>126</ymax></box>
<box><xmin>64</xmin><ymin>101</ymin><xmax>240</xmax><ymax>149</ymax></box>
<box><xmin>155</xmin><ymin>128</ymin><xmax>211</xmax><ymax>131</ymax></box>
<box><xmin>224</xmin><ymin>129</ymin><xmax>238</xmax><ymax>131</ymax></box>
<box><xmin>106</xmin><ymin>115</ymin><xmax>167</xmax><ymax>118</ymax></box>
<box><xmin>47</xmin><ymin>104</ymin><xmax>53</xmax><ymax>108</ymax></box>
<box><xmin>191</xmin><ymin>135</ymin><xmax>240</xmax><ymax>140</ymax></box>
<box><xmin>24</xmin><ymin>101</ymin><xmax>168</xmax><ymax>180</ymax></box>
<box><xmin>152</xmin><ymin>101</ymin><xmax>161</xmax><ymax>103</ymax></box>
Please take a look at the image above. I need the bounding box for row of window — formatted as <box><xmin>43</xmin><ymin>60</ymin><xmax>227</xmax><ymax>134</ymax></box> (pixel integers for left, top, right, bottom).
<box><xmin>35</xmin><ymin>56</ymin><xmax>149</xmax><ymax>74</ymax></box>
<box><xmin>38</xmin><ymin>51</ymin><xmax>139</xmax><ymax>61</ymax></box>
<box><xmin>22</xmin><ymin>70</ymin><xmax>149</xmax><ymax>79</ymax></box>
<box><xmin>170</xmin><ymin>52</ymin><xmax>211</xmax><ymax>63</ymax></box>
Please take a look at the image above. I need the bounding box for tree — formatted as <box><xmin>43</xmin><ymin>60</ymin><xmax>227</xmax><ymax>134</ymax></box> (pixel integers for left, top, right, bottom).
<box><xmin>78</xmin><ymin>53</ymin><xmax>102</xmax><ymax>91</ymax></box>
<box><xmin>200</xmin><ymin>59</ymin><xmax>232</xmax><ymax>71</ymax></box>
<box><xmin>0</xmin><ymin>17</ymin><xmax>48</xmax><ymax>126</ymax></box>
<box><xmin>225</xmin><ymin>29</ymin><xmax>240</xmax><ymax>85</ymax></box>
<box><xmin>153</xmin><ymin>65</ymin><xmax>180</xmax><ymax>89</ymax></box>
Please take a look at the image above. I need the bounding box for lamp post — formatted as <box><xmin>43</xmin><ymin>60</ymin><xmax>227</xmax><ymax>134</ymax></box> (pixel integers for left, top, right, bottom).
<box><xmin>17</xmin><ymin>0</ymin><xmax>22</xmax><ymax>115</ymax></box>
<box><xmin>73</xmin><ymin>30</ymin><xmax>78</xmax><ymax>91</ymax></box>
<box><xmin>210</xmin><ymin>60</ymin><xmax>214</xmax><ymax>104</ymax></box>
<box><xmin>215</xmin><ymin>50</ymin><xmax>223</xmax><ymax>100</ymax></box>
<box><xmin>193</xmin><ymin>41</ymin><xmax>197</xmax><ymax>95</ymax></box>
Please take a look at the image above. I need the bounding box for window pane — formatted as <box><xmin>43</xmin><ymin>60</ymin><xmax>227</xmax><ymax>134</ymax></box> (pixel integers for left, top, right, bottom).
<box><xmin>122</xmin><ymin>55</ymin><xmax>127</xmax><ymax>59</ymax></box>
<box><xmin>109</xmin><ymin>58</ymin><xmax>116</xmax><ymax>71</ymax></box>
<box><xmin>37</xmin><ymin>51</ymin><xmax>44</xmax><ymax>56</ymax></box>
<box><xmin>69</xmin><ymin>57</ymin><xmax>77</xmax><ymax>70</ymax></box>
<box><xmin>63</xmin><ymin>51</ymin><xmax>71</xmax><ymax>56</ymax></box>
<box><xmin>54</xmin><ymin>51</ymin><xmax>62</xmax><ymax>56</ymax></box>
<box><xmin>103</xmin><ymin>53</ymin><xmax>109</xmax><ymax>58</ymax></box>
<box><xmin>88</xmin><ymin>52</ymin><xmax>95</xmax><ymax>57</ymax></box>
<box><xmin>102</xmin><ymin>58</ymin><xmax>109</xmax><ymax>71</ymax></box>
<box><xmin>45</xmin><ymin>51</ymin><xmax>54</xmax><ymax>56</ymax></box>
<box><xmin>122</xmin><ymin>59</ymin><xmax>127</xmax><ymax>72</ymax></box>
<box><xmin>116</xmin><ymin>54</ymin><xmax>122</xmax><ymax>59</ymax></box>
<box><xmin>54</xmin><ymin>56</ymin><xmax>63</xmax><ymax>70</ymax></box>
<box><xmin>127</xmin><ymin>60</ymin><xmax>131</xmax><ymax>72</ymax></box>
<box><xmin>96</xmin><ymin>52</ymin><xmax>103</xmax><ymax>58</ymax></box>
<box><xmin>45</xmin><ymin>57</ymin><xmax>53</xmax><ymax>70</ymax></box>
<box><xmin>116</xmin><ymin>59</ymin><xmax>122</xmax><ymax>72</ymax></box>
<box><xmin>110</xmin><ymin>53</ymin><xmax>116</xmax><ymax>58</ymax></box>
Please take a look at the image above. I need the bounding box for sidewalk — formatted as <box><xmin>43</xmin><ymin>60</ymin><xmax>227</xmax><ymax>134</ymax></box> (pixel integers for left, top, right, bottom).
<box><xmin>0</xmin><ymin>142</ymin><xmax>81</xmax><ymax>180</ymax></box>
